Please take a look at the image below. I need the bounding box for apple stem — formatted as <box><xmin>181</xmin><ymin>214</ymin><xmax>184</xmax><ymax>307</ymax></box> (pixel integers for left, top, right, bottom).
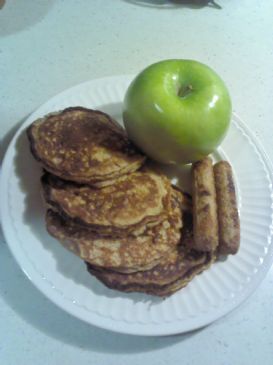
<box><xmin>178</xmin><ymin>84</ymin><xmax>193</xmax><ymax>98</ymax></box>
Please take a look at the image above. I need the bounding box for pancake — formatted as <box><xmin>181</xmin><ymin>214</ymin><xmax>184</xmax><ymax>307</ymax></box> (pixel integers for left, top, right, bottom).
<box><xmin>42</xmin><ymin>168</ymin><xmax>174</xmax><ymax>236</ymax></box>
<box><xmin>86</xmin><ymin>209</ymin><xmax>215</xmax><ymax>296</ymax></box>
<box><xmin>27</xmin><ymin>107</ymin><xmax>145</xmax><ymax>186</ymax></box>
<box><xmin>46</xmin><ymin>189</ymin><xmax>183</xmax><ymax>273</ymax></box>
<box><xmin>87</xmin><ymin>250</ymin><xmax>214</xmax><ymax>297</ymax></box>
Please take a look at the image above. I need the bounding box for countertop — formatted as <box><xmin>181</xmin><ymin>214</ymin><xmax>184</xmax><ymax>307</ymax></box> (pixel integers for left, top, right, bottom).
<box><xmin>1</xmin><ymin>1</ymin><xmax>273</xmax><ymax>364</ymax></box>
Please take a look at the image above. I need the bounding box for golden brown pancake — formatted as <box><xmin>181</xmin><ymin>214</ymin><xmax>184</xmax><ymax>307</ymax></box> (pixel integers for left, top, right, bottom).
<box><xmin>42</xmin><ymin>168</ymin><xmax>174</xmax><ymax>236</ymax></box>
<box><xmin>86</xmin><ymin>208</ymin><xmax>215</xmax><ymax>296</ymax></box>
<box><xmin>46</xmin><ymin>189</ymin><xmax>182</xmax><ymax>273</ymax></box>
<box><xmin>87</xmin><ymin>250</ymin><xmax>214</xmax><ymax>297</ymax></box>
<box><xmin>27</xmin><ymin>107</ymin><xmax>145</xmax><ymax>186</ymax></box>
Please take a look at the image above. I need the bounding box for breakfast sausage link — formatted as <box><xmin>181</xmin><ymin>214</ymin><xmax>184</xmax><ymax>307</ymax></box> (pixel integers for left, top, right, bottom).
<box><xmin>192</xmin><ymin>157</ymin><xmax>219</xmax><ymax>252</ymax></box>
<box><xmin>214</xmin><ymin>161</ymin><xmax>240</xmax><ymax>255</ymax></box>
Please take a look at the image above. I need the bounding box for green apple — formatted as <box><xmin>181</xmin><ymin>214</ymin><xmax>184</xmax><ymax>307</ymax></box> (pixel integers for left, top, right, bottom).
<box><xmin>123</xmin><ymin>59</ymin><xmax>232</xmax><ymax>164</ymax></box>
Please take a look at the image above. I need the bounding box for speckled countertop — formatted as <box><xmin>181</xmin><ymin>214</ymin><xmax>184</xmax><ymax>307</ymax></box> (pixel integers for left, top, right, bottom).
<box><xmin>1</xmin><ymin>1</ymin><xmax>273</xmax><ymax>364</ymax></box>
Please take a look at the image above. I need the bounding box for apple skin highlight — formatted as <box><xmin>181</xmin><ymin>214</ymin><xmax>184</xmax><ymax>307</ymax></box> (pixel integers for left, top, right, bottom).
<box><xmin>123</xmin><ymin>59</ymin><xmax>232</xmax><ymax>164</ymax></box>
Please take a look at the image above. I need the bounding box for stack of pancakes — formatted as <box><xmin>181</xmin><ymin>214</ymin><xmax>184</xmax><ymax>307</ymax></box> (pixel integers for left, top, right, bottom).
<box><xmin>27</xmin><ymin>107</ymin><xmax>215</xmax><ymax>297</ymax></box>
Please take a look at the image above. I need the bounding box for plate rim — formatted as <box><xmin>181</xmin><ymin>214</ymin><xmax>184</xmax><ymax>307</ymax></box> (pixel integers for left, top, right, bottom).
<box><xmin>1</xmin><ymin>75</ymin><xmax>273</xmax><ymax>336</ymax></box>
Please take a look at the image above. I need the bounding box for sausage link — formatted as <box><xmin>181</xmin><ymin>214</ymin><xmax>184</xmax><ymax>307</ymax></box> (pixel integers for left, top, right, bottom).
<box><xmin>192</xmin><ymin>157</ymin><xmax>219</xmax><ymax>251</ymax></box>
<box><xmin>214</xmin><ymin>161</ymin><xmax>240</xmax><ymax>255</ymax></box>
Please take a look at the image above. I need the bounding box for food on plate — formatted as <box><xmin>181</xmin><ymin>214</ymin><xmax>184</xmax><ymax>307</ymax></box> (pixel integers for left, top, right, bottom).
<box><xmin>46</xmin><ymin>189</ymin><xmax>182</xmax><ymax>274</ymax></box>
<box><xmin>27</xmin><ymin>107</ymin><xmax>145</xmax><ymax>187</ymax></box>
<box><xmin>123</xmin><ymin>59</ymin><xmax>232</xmax><ymax>164</ymax></box>
<box><xmin>191</xmin><ymin>157</ymin><xmax>219</xmax><ymax>251</ymax></box>
<box><xmin>86</xmin><ymin>208</ymin><xmax>215</xmax><ymax>297</ymax></box>
<box><xmin>27</xmin><ymin>104</ymin><xmax>240</xmax><ymax>298</ymax></box>
<box><xmin>214</xmin><ymin>161</ymin><xmax>240</xmax><ymax>255</ymax></box>
<box><xmin>41</xmin><ymin>168</ymin><xmax>175</xmax><ymax>237</ymax></box>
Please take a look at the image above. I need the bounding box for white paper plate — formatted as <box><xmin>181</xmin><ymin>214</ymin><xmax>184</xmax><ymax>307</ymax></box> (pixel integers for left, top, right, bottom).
<box><xmin>1</xmin><ymin>75</ymin><xmax>273</xmax><ymax>336</ymax></box>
